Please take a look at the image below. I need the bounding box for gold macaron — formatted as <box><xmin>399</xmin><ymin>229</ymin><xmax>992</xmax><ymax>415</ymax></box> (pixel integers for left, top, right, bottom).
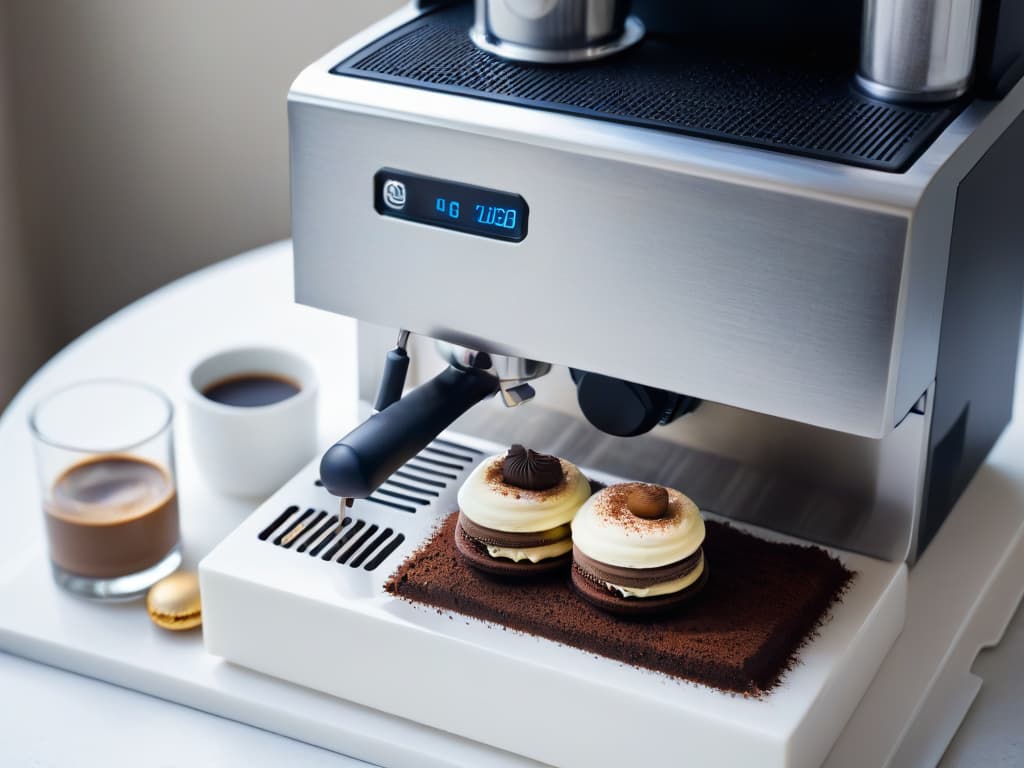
<box><xmin>146</xmin><ymin>570</ymin><xmax>202</xmax><ymax>631</ymax></box>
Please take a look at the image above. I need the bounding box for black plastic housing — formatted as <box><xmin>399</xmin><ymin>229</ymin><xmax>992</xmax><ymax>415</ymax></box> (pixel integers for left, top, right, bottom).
<box><xmin>975</xmin><ymin>0</ymin><xmax>1024</xmax><ymax>98</ymax></box>
<box><xmin>918</xmin><ymin>109</ymin><xmax>1024</xmax><ymax>555</ymax></box>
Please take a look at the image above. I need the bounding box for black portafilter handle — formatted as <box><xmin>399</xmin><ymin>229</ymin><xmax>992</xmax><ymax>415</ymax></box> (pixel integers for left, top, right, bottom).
<box><xmin>320</xmin><ymin>366</ymin><xmax>500</xmax><ymax>499</ymax></box>
<box><xmin>373</xmin><ymin>346</ymin><xmax>410</xmax><ymax>412</ymax></box>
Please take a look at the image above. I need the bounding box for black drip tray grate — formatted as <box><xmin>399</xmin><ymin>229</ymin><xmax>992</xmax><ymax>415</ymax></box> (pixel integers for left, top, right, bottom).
<box><xmin>333</xmin><ymin>4</ymin><xmax>961</xmax><ymax>172</ymax></box>
<box><xmin>258</xmin><ymin>437</ymin><xmax>482</xmax><ymax>572</ymax></box>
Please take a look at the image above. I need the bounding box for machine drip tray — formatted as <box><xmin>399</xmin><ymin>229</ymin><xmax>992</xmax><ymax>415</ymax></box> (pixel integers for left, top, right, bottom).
<box><xmin>200</xmin><ymin>432</ymin><xmax>907</xmax><ymax>768</ymax></box>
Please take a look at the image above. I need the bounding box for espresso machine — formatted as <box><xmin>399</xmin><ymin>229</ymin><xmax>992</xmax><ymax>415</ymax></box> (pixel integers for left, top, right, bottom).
<box><xmin>199</xmin><ymin>1</ymin><xmax>1024</xmax><ymax>766</ymax></box>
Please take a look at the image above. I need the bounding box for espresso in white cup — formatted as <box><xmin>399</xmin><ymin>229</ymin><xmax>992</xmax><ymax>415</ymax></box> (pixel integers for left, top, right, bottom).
<box><xmin>187</xmin><ymin>347</ymin><xmax>318</xmax><ymax>498</ymax></box>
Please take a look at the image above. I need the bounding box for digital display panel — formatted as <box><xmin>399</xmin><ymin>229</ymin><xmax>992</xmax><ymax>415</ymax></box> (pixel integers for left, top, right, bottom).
<box><xmin>374</xmin><ymin>169</ymin><xmax>528</xmax><ymax>242</ymax></box>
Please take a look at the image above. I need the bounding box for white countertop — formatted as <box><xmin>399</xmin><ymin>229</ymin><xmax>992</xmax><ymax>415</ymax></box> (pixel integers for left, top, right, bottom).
<box><xmin>0</xmin><ymin>241</ymin><xmax>1019</xmax><ymax>767</ymax></box>
<box><xmin>0</xmin><ymin>650</ymin><xmax>363</xmax><ymax>767</ymax></box>
<box><xmin>0</xmin><ymin>242</ymin><xmax>365</xmax><ymax>767</ymax></box>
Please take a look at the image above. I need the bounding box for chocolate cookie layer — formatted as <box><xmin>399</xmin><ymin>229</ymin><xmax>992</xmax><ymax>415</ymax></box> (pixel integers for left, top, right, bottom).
<box><xmin>386</xmin><ymin>512</ymin><xmax>854</xmax><ymax>695</ymax></box>
<box><xmin>460</xmin><ymin>513</ymin><xmax>571</xmax><ymax>549</ymax></box>
<box><xmin>571</xmin><ymin>559</ymin><xmax>708</xmax><ymax>617</ymax></box>
<box><xmin>455</xmin><ymin>519</ymin><xmax>570</xmax><ymax>576</ymax></box>
<box><xmin>573</xmin><ymin>545</ymin><xmax>703</xmax><ymax>589</ymax></box>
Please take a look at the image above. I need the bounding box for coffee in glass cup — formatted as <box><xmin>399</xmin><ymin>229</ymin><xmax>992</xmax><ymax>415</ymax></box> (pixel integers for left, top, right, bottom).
<box><xmin>30</xmin><ymin>380</ymin><xmax>181</xmax><ymax>599</ymax></box>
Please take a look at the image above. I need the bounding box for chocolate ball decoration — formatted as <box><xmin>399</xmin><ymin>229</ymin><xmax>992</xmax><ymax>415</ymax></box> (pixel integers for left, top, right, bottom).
<box><xmin>627</xmin><ymin>484</ymin><xmax>669</xmax><ymax>519</ymax></box>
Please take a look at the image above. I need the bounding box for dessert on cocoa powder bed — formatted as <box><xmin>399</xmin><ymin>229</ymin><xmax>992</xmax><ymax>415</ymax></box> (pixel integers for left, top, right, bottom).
<box><xmin>570</xmin><ymin>482</ymin><xmax>708</xmax><ymax>616</ymax></box>
<box><xmin>454</xmin><ymin>445</ymin><xmax>590</xmax><ymax>577</ymax></box>
<box><xmin>385</xmin><ymin>511</ymin><xmax>853</xmax><ymax>695</ymax></box>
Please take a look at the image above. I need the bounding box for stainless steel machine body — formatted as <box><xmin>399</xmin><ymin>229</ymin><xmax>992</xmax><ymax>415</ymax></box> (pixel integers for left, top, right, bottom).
<box><xmin>291</xmin><ymin>1</ymin><xmax>1024</xmax><ymax>563</ymax></box>
<box><xmin>469</xmin><ymin>0</ymin><xmax>645</xmax><ymax>63</ymax></box>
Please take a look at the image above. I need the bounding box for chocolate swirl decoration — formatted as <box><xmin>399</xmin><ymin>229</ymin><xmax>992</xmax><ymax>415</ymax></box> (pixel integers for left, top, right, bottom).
<box><xmin>502</xmin><ymin>444</ymin><xmax>563</xmax><ymax>491</ymax></box>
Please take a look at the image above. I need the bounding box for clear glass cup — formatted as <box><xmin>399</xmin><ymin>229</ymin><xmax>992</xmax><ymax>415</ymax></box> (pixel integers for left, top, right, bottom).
<box><xmin>29</xmin><ymin>380</ymin><xmax>181</xmax><ymax>599</ymax></box>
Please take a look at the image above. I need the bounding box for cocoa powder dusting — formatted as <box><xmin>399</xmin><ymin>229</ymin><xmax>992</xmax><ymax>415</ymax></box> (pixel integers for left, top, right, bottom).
<box><xmin>385</xmin><ymin>511</ymin><xmax>854</xmax><ymax>696</ymax></box>
<box><xmin>595</xmin><ymin>483</ymin><xmax>683</xmax><ymax>535</ymax></box>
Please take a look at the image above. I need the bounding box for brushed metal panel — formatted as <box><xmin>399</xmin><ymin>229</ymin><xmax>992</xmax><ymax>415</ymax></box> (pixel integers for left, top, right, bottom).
<box><xmin>292</xmin><ymin>100</ymin><xmax>908</xmax><ymax>437</ymax></box>
<box><xmin>288</xmin><ymin>6</ymin><xmax>1023</xmax><ymax>439</ymax></box>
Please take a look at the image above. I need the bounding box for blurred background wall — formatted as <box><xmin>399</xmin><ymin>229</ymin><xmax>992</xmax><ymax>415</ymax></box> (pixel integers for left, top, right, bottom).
<box><xmin>0</xmin><ymin>1</ymin><xmax>42</xmax><ymax>406</ymax></box>
<box><xmin>0</xmin><ymin>0</ymin><xmax>404</xmax><ymax>407</ymax></box>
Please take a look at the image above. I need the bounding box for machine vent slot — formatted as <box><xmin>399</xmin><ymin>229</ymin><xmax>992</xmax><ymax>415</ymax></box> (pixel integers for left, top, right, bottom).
<box><xmin>349</xmin><ymin>527</ymin><xmax>393</xmax><ymax>568</ymax></box>
<box><xmin>375</xmin><ymin>488</ymin><xmax>430</xmax><ymax>506</ymax></box>
<box><xmin>364</xmin><ymin>532</ymin><xmax>406</xmax><ymax>571</ymax></box>
<box><xmin>259</xmin><ymin>505</ymin><xmax>299</xmax><ymax>541</ymax></box>
<box><xmin>405</xmin><ymin>462</ymin><xmax>458</xmax><ymax>480</ymax></box>
<box><xmin>260</xmin><ymin>512</ymin><xmax>408</xmax><ymax>572</ymax></box>
<box><xmin>370</xmin><ymin>438</ymin><xmax>477</xmax><ymax>507</ymax></box>
<box><xmin>338</xmin><ymin>523</ymin><xmax>380</xmax><ymax>564</ymax></box>
<box><xmin>394</xmin><ymin>468</ymin><xmax>448</xmax><ymax>487</ymax></box>
<box><xmin>334</xmin><ymin>4</ymin><xmax>961</xmax><ymax>172</ymax></box>
<box><xmin>424</xmin><ymin>445</ymin><xmax>477</xmax><ymax>462</ymax></box>
<box><xmin>275</xmin><ymin>508</ymin><xmax>317</xmax><ymax>548</ymax></box>
<box><xmin>258</xmin><ymin>438</ymin><xmax>481</xmax><ymax>572</ymax></box>
<box><xmin>308</xmin><ymin>519</ymin><xmax>345</xmax><ymax>558</ymax></box>
<box><xmin>324</xmin><ymin>519</ymin><xmax>365</xmax><ymax>560</ymax></box>
<box><xmin>384</xmin><ymin>478</ymin><xmax>440</xmax><ymax>497</ymax></box>
<box><xmin>412</xmin><ymin>455</ymin><xmax>465</xmax><ymax>471</ymax></box>
<box><xmin>312</xmin><ymin>439</ymin><xmax>478</xmax><ymax>512</ymax></box>
<box><xmin>298</xmin><ymin>513</ymin><xmax>339</xmax><ymax>553</ymax></box>
<box><xmin>433</xmin><ymin>437</ymin><xmax>483</xmax><ymax>454</ymax></box>
<box><xmin>364</xmin><ymin>496</ymin><xmax>418</xmax><ymax>513</ymax></box>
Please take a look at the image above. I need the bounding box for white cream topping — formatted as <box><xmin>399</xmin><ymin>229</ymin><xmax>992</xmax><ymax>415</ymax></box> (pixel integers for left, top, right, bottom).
<box><xmin>485</xmin><ymin>538</ymin><xmax>573</xmax><ymax>563</ymax></box>
<box><xmin>572</xmin><ymin>484</ymin><xmax>705</xmax><ymax>569</ymax></box>
<box><xmin>458</xmin><ymin>454</ymin><xmax>591</xmax><ymax>533</ymax></box>
<box><xmin>604</xmin><ymin>554</ymin><xmax>705</xmax><ymax>598</ymax></box>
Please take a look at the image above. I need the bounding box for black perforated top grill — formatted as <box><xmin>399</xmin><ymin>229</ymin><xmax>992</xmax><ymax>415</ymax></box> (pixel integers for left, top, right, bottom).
<box><xmin>333</xmin><ymin>5</ymin><xmax>961</xmax><ymax>172</ymax></box>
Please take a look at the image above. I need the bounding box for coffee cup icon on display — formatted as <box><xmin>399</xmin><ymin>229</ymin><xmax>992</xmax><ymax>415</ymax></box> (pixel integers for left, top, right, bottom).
<box><xmin>383</xmin><ymin>179</ymin><xmax>407</xmax><ymax>210</ymax></box>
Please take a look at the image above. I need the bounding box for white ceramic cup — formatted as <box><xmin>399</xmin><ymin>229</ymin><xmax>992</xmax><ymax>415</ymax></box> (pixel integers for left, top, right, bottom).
<box><xmin>187</xmin><ymin>347</ymin><xmax>318</xmax><ymax>498</ymax></box>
